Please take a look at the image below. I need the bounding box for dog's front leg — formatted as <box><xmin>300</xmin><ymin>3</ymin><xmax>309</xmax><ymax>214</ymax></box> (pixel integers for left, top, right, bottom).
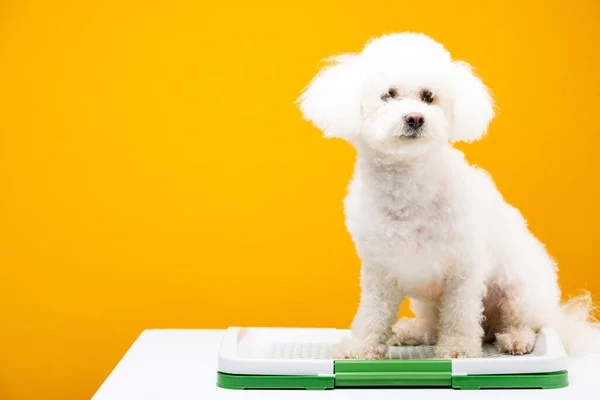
<box><xmin>435</xmin><ymin>261</ymin><xmax>485</xmax><ymax>358</ymax></box>
<box><xmin>332</xmin><ymin>263</ymin><xmax>402</xmax><ymax>359</ymax></box>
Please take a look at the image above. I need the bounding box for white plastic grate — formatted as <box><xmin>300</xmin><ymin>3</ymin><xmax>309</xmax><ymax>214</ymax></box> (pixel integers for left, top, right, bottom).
<box><xmin>388</xmin><ymin>345</ymin><xmax>436</xmax><ymax>359</ymax></box>
<box><xmin>268</xmin><ymin>342</ymin><xmax>508</xmax><ymax>360</ymax></box>
<box><xmin>219</xmin><ymin>327</ymin><xmax>567</xmax><ymax>376</ymax></box>
<box><xmin>387</xmin><ymin>343</ymin><xmax>508</xmax><ymax>359</ymax></box>
<box><xmin>270</xmin><ymin>342</ymin><xmax>331</xmax><ymax>359</ymax></box>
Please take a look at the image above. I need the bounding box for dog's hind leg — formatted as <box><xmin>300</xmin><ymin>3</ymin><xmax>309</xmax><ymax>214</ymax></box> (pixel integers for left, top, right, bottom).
<box><xmin>490</xmin><ymin>283</ymin><xmax>538</xmax><ymax>355</ymax></box>
<box><xmin>388</xmin><ymin>298</ymin><xmax>438</xmax><ymax>346</ymax></box>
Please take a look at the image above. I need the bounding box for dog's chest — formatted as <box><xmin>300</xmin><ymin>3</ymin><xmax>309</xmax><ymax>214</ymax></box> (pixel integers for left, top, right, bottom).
<box><xmin>347</xmin><ymin>189</ymin><xmax>454</xmax><ymax>282</ymax></box>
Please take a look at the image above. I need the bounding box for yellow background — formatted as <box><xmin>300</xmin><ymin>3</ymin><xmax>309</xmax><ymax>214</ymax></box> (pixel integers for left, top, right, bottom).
<box><xmin>0</xmin><ymin>0</ymin><xmax>599</xmax><ymax>398</ymax></box>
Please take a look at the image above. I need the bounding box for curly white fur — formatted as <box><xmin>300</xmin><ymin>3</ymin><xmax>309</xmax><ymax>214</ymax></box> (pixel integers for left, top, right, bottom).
<box><xmin>298</xmin><ymin>32</ymin><xmax>600</xmax><ymax>359</ymax></box>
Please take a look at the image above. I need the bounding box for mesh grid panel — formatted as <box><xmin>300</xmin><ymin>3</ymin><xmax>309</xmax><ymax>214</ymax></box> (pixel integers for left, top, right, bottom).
<box><xmin>270</xmin><ymin>342</ymin><xmax>332</xmax><ymax>359</ymax></box>
<box><xmin>269</xmin><ymin>342</ymin><xmax>509</xmax><ymax>360</ymax></box>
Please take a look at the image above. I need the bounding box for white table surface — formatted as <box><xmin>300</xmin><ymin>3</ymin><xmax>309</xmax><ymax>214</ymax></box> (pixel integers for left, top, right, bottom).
<box><xmin>92</xmin><ymin>329</ymin><xmax>600</xmax><ymax>400</ymax></box>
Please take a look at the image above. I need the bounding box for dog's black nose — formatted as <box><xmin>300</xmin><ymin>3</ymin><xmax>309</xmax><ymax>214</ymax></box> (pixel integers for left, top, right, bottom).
<box><xmin>405</xmin><ymin>113</ymin><xmax>425</xmax><ymax>129</ymax></box>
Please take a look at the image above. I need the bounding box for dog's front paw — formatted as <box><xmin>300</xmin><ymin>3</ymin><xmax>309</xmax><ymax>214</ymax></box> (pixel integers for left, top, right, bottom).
<box><xmin>435</xmin><ymin>335</ymin><xmax>482</xmax><ymax>359</ymax></box>
<box><xmin>331</xmin><ymin>337</ymin><xmax>389</xmax><ymax>360</ymax></box>
<box><xmin>388</xmin><ymin>318</ymin><xmax>437</xmax><ymax>346</ymax></box>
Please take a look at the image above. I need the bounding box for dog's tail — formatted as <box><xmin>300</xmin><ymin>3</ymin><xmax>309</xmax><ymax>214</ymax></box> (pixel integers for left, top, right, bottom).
<box><xmin>549</xmin><ymin>292</ymin><xmax>600</xmax><ymax>356</ymax></box>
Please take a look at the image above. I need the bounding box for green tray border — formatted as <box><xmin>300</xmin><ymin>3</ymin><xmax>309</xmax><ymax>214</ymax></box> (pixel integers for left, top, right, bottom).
<box><xmin>335</xmin><ymin>359</ymin><xmax>451</xmax><ymax>373</ymax></box>
<box><xmin>452</xmin><ymin>370</ymin><xmax>568</xmax><ymax>390</ymax></box>
<box><xmin>217</xmin><ymin>370</ymin><xmax>568</xmax><ymax>390</ymax></box>
<box><xmin>335</xmin><ymin>359</ymin><xmax>451</xmax><ymax>387</ymax></box>
<box><xmin>217</xmin><ymin>372</ymin><xmax>334</xmax><ymax>390</ymax></box>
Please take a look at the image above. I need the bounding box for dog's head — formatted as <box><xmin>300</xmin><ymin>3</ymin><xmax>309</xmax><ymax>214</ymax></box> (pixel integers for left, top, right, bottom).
<box><xmin>298</xmin><ymin>33</ymin><xmax>494</xmax><ymax>157</ymax></box>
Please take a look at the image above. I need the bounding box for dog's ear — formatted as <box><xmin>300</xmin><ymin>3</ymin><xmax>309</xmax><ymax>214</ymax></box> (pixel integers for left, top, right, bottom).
<box><xmin>297</xmin><ymin>54</ymin><xmax>363</xmax><ymax>140</ymax></box>
<box><xmin>448</xmin><ymin>61</ymin><xmax>494</xmax><ymax>143</ymax></box>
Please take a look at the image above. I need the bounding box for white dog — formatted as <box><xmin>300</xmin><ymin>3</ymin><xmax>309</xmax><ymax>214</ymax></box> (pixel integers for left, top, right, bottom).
<box><xmin>298</xmin><ymin>33</ymin><xmax>599</xmax><ymax>359</ymax></box>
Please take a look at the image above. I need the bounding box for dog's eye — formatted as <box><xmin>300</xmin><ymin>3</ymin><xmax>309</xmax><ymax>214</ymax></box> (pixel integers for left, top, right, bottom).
<box><xmin>381</xmin><ymin>87</ymin><xmax>399</xmax><ymax>101</ymax></box>
<box><xmin>421</xmin><ymin>89</ymin><xmax>435</xmax><ymax>104</ymax></box>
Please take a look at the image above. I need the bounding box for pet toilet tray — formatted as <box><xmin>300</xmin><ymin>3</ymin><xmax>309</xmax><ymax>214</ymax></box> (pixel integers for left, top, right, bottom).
<box><xmin>217</xmin><ymin>327</ymin><xmax>568</xmax><ymax>390</ymax></box>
